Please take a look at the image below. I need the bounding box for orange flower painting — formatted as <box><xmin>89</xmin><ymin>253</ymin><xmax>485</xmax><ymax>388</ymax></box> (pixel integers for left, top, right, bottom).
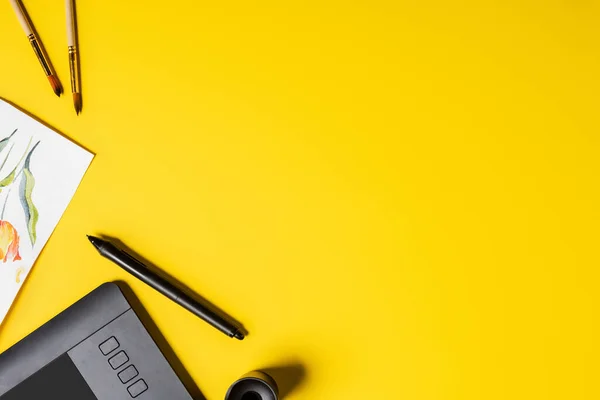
<box><xmin>0</xmin><ymin>220</ymin><xmax>21</xmax><ymax>262</ymax></box>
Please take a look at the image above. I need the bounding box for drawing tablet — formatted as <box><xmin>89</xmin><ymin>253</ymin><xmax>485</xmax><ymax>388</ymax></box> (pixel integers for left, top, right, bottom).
<box><xmin>0</xmin><ymin>282</ymin><xmax>193</xmax><ymax>400</ymax></box>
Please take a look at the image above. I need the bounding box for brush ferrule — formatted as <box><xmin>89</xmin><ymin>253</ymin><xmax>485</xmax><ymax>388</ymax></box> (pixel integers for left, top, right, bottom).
<box><xmin>28</xmin><ymin>34</ymin><xmax>52</xmax><ymax>76</ymax></box>
<box><xmin>68</xmin><ymin>46</ymin><xmax>80</xmax><ymax>94</ymax></box>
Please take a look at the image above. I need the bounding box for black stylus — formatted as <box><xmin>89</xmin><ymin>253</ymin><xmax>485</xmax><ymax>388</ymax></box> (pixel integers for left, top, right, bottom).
<box><xmin>87</xmin><ymin>235</ymin><xmax>244</xmax><ymax>340</ymax></box>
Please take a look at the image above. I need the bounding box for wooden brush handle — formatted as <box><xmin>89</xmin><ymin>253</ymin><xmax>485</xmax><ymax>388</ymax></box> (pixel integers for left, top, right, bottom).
<box><xmin>9</xmin><ymin>0</ymin><xmax>33</xmax><ymax>36</ymax></box>
<box><xmin>66</xmin><ymin>0</ymin><xmax>76</xmax><ymax>47</ymax></box>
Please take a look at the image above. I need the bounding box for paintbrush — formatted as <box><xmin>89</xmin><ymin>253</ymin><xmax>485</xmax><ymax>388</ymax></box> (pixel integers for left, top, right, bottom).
<box><xmin>66</xmin><ymin>0</ymin><xmax>82</xmax><ymax>114</ymax></box>
<box><xmin>9</xmin><ymin>0</ymin><xmax>63</xmax><ymax>97</ymax></box>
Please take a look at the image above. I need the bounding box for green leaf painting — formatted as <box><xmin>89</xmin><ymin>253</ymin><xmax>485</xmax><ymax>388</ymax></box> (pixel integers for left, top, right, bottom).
<box><xmin>0</xmin><ymin>131</ymin><xmax>18</xmax><ymax>193</ymax></box>
<box><xmin>0</xmin><ymin>130</ymin><xmax>17</xmax><ymax>154</ymax></box>
<box><xmin>0</xmin><ymin>137</ymin><xmax>33</xmax><ymax>190</ymax></box>
<box><xmin>0</xmin><ymin>169</ymin><xmax>16</xmax><ymax>189</ymax></box>
<box><xmin>19</xmin><ymin>141</ymin><xmax>40</xmax><ymax>245</ymax></box>
<box><xmin>0</xmin><ymin>130</ymin><xmax>41</xmax><ymax>259</ymax></box>
<box><xmin>0</xmin><ymin>144</ymin><xmax>14</xmax><ymax>192</ymax></box>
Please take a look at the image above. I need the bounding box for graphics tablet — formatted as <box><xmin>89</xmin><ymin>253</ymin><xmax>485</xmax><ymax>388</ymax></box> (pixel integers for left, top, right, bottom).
<box><xmin>0</xmin><ymin>282</ymin><xmax>193</xmax><ymax>400</ymax></box>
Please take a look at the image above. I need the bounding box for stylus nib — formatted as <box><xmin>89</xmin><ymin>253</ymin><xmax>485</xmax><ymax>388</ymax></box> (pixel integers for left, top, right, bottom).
<box><xmin>234</xmin><ymin>330</ymin><xmax>245</xmax><ymax>340</ymax></box>
<box><xmin>87</xmin><ymin>235</ymin><xmax>102</xmax><ymax>250</ymax></box>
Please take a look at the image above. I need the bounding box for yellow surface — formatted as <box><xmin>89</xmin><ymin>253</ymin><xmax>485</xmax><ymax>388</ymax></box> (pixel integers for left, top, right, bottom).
<box><xmin>0</xmin><ymin>1</ymin><xmax>599</xmax><ymax>399</ymax></box>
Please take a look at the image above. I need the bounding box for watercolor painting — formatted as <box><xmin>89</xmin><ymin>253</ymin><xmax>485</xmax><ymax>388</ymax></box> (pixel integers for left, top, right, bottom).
<box><xmin>0</xmin><ymin>99</ymin><xmax>93</xmax><ymax>325</ymax></box>
<box><xmin>0</xmin><ymin>129</ymin><xmax>40</xmax><ymax>263</ymax></box>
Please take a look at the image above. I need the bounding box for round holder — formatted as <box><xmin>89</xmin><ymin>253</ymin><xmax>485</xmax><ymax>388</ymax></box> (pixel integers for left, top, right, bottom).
<box><xmin>225</xmin><ymin>371</ymin><xmax>279</xmax><ymax>400</ymax></box>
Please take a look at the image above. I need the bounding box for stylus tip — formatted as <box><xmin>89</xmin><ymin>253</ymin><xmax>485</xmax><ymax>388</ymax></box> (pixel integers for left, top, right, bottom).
<box><xmin>87</xmin><ymin>235</ymin><xmax>103</xmax><ymax>250</ymax></box>
<box><xmin>234</xmin><ymin>330</ymin><xmax>245</xmax><ymax>340</ymax></box>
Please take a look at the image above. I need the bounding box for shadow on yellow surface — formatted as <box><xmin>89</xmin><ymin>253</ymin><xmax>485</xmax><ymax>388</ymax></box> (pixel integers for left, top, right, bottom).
<box><xmin>116</xmin><ymin>281</ymin><xmax>206</xmax><ymax>400</ymax></box>
<box><xmin>262</xmin><ymin>364</ymin><xmax>306</xmax><ymax>399</ymax></box>
<box><xmin>106</xmin><ymin>235</ymin><xmax>248</xmax><ymax>337</ymax></box>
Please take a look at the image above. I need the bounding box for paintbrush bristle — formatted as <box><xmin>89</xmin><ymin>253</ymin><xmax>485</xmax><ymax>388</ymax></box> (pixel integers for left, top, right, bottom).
<box><xmin>47</xmin><ymin>75</ymin><xmax>63</xmax><ymax>97</ymax></box>
<box><xmin>73</xmin><ymin>93</ymin><xmax>82</xmax><ymax>115</ymax></box>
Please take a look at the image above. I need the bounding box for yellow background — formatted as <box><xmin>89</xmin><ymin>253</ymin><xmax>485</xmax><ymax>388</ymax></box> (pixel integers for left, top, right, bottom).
<box><xmin>1</xmin><ymin>1</ymin><xmax>599</xmax><ymax>398</ymax></box>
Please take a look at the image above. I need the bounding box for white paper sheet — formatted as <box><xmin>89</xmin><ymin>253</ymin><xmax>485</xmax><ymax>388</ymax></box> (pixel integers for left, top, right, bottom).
<box><xmin>0</xmin><ymin>99</ymin><xmax>93</xmax><ymax>324</ymax></box>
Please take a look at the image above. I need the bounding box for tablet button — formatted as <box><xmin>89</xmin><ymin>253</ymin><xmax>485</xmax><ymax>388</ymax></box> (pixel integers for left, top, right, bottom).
<box><xmin>108</xmin><ymin>351</ymin><xmax>129</xmax><ymax>370</ymax></box>
<box><xmin>99</xmin><ymin>336</ymin><xmax>119</xmax><ymax>355</ymax></box>
<box><xmin>127</xmin><ymin>379</ymin><xmax>148</xmax><ymax>398</ymax></box>
<box><xmin>118</xmin><ymin>364</ymin><xmax>139</xmax><ymax>384</ymax></box>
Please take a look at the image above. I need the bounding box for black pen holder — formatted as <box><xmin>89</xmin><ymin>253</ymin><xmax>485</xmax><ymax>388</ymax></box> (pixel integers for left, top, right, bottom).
<box><xmin>225</xmin><ymin>371</ymin><xmax>279</xmax><ymax>400</ymax></box>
